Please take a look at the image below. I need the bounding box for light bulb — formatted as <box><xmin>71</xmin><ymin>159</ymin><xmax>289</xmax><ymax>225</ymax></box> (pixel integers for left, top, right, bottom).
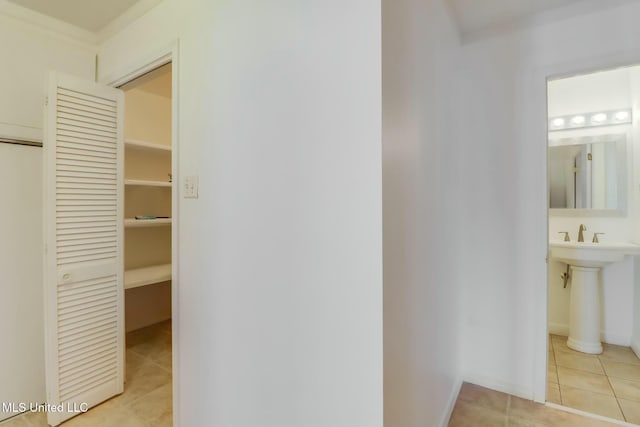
<box><xmin>615</xmin><ymin>111</ymin><xmax>630</xmax><ymax>121</ymax></box>
<box><xmin>551</xmin><ymin>118</ymin><xmax>565</xmax><ymax>127</ymax></box>
<box><xmin>571</xmin><ymin>115</ymin><xmax>586</xmax><ymax>125</ymax></box>
<box><xmin>591</xmin><ymin>113</ymin><xmax>607</xmax><ymax>123</ymax></box>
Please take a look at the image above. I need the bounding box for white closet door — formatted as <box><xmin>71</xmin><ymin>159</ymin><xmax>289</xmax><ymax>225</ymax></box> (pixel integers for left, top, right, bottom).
<box><xmin>43</xmin><ymin>72</ymin><xmax>124</xmax><ymax>427</ymax></box>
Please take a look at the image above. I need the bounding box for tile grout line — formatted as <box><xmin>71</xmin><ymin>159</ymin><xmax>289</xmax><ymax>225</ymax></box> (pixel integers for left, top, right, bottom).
<box><xmin>557</xmin><ymin>367</ymin><xmax>564</xmax><ymax>406</ymax></box>
<box><xmin>505</xmin><ymin>394</ymin><xmax>511</xmax><ymax>427</ymax></box>
<box><xmin>598</xmin><ymin>354</ymin><xmax>628</xmax><ymax>422</ymax></box>
<box><xmin>550</xmin><ymin>336</ymin><xmax>563</xmax><ymax>405</ymax></box>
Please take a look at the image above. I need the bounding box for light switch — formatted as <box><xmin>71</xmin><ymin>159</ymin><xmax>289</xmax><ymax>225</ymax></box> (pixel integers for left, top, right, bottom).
<box><xmin>184</xmin><ymin>176</ymin><xmax>198</xmax><ymax>199</ymax></box>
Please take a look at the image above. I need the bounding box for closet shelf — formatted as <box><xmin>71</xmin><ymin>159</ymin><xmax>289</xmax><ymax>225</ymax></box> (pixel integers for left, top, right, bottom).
<box><xmin>125</xmin><ymin>139</ymin><xmax>171</xmax><ymax>152</ymax></box>
<box><xmin>125</xmin><ymin>179</ymin><xmax>172</xmax><ymax>187</ymax></box>
<box><xmin>124</xmin><ymin>218</ymin><xmax>172</xmax><ymax>228</ymax></box>
<box><xmin>124</xmin><ymin>263</ymin><xmax>171</xmax><ymax>289</ymax></box>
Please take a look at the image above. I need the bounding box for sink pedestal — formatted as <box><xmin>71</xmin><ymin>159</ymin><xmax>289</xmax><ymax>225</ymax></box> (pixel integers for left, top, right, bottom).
<box><xmin>567</xmin><ymin>266</ymin><xmax>603</xmax><ymax>354</ymax></box>
<box><xmin>550</xmin><ymin>241</ymin><xmax>640</xmax><ymax>355</ymax></box>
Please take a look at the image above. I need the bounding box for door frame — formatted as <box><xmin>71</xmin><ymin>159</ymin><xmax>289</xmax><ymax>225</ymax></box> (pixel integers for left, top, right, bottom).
<box><xmin>100</xmin><ymin>41</ymin><xmax>180</xmax><ymax>423</ymax></box>
<box><xmin>532</xmin><ymin>47</ymin><xmax>640</xmax><ymax>404</ymax></box>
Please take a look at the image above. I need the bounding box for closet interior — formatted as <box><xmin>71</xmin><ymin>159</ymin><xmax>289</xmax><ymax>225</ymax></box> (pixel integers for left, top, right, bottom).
<box><xmin>121</xmin><ymin>63</ymin><xmax>173</xmax><ymax>333</ymax></box>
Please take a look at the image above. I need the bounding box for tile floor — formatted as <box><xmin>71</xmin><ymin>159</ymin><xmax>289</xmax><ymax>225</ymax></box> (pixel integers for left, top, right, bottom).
<box><xmin>449</xmin><ymin>382</ymin><xmax>623</xmax><ymax>427</ymax></box>
<box><xmin>0</xmin><ymin>321</ymin><xmax>172</xmax><ymax>427</ymax></box>
<box><xmin>548</xmin><ymin>334</ymin><xmax>640</xmax><ymax>424</ymax></box>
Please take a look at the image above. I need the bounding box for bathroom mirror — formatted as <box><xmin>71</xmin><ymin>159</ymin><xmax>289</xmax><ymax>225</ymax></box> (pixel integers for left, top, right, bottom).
<box><xmin>548</xmin><ymin>133</ymin><xmax>626</xmax><ymax>214</ymax></box>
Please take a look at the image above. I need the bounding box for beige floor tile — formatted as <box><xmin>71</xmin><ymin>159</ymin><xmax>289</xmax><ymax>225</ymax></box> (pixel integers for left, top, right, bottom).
<box><xmin>509</xmin><ymin>396</ymin><xmax>618</xmax><ymax>427</ymax></box>
<box><xmin>557</xmin><ymin>366</ymin><xmax>613</xmax><ymax>396</ymax></box>
<box><xmin>618</xmin><ymin>398</ymin><xmax>640</xmax><ymax>424</ymax></box>
<box><xmin>60</xmin><ymin>404</ymin><xmax>147</xmax><ymax>427</ymax></box>
<box><xmin>551</xmin><ymin>335</ymin><xmax>569</xmax><ymax>348</ymax></box>
<box><xmin>510</xmin><ymin>412</ymin><xmax>621</xmax><ymax>427</ymax></box>
<box><xmin>126</xmin><ymin>383</ymin><xmax>172</xmax><ymax>426</ymax></box>
<box><xmin>152</xmin><ymin>411</ymin><xmax>173</xmax><ymax>427</ymax></box>
<box><xmin>548</xmin><ymin>349</ymin><xmax>555</xmax><ymax>366</ymax></box>
<box><xmin>547</xmin><ymin>363</ymin><xmax>558</xmax><ymax>384</ymax></box>
<box><xmin>551</xmin><ymin>336</ymin><xmax>599</xmax><ymax>358</ymax></box>
<box><xmin>126</xmin><ymin>326</ymin><xmax>158</xmax><ymax>349</ymax></box>
<box><xmin>119</xmin><ymin>359</ymin><xmax>172</xmax><ymax>406</ymax></box>
<box><xmin>125</xmin><ymin>348</ymin><xmax>149</xmax><ymax>382</ymax></box>
<box><xmin>22</xmin><ymin>410</ymin><xmax>48</xmax><ymax>426</ymax></box>
<box><xmin>456</xmin><ymin>382</ymin><xmax>509</xmax><ymax>412</ymax></box>
<box><xmin>609</xmin><ymin>377</ymin><xmax>640</xmax><ymax>402</ymax></box>
<box><xmin>129</xmin><ymin>331</ymin><xmax>171</xmax><ymax>360</ymax></box>
<box><xmin>547</xmin><ymin>383</ymin><xmax>561</xmax><ymax>405</ymax></box>
<box><xmin>555</xmin><ymin>351</ymin><xmax>604</xmax><ymax>375</ymax></box>
<box><xmin>560</xmin><ymin>385</ymin><xmax>623</xmax><ymax>421</ymax></box>
<box><xmin>448</xmin><ymin>399</ymin><xmax>506</xmax><ymax>427</ymax></box>
<box><xmin>139</xmin><ymin>334</ymin><xmax>172</xmax><ymax>363</ymax></box>
<box><xmin>554</xmin><ymin>344</ymin><xmax>589</xmax><ymax>357</ymax></box>
<box><xmin>0</xmin><ymin>414</ymin><xmax>31</xmax><ymax>427</ymax></box>
<box><xmin>601</xmin><ymin>359</ymin><xmax>640</xmax><ymax>382</ymax></box>
<box><xmin>509</xmin><ymin>396</ymin><xmax>554</xmax><ymax>427</ymax></box>
<box><xmin>600</xmin><ymin>343</ymin><xmax>640</xmax><ymax>366</ymax></box>
<box><xmin>0</xmin><ymin>411</ymin><xmax>49</xmax><ymax>427</ymax></box>
<box><xmin>547</xmin><ymin>412</ymin><xmax>622</xmax><ymax>427</ymax></box>
<box><xmin>155</xmin><ymin>353</ymin><xmax>172</xmax><ymax>372</ymax></box>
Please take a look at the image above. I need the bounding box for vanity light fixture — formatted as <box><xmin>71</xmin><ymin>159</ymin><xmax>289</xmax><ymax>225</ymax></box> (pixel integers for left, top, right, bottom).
<box><xmin>549</xmin><ymin>108</ymin><xmax>632</xmax><ymax>131</ymax></box>
<box><xmin>571</xmin><ymin>115</ymin><xmax>586</xmax><ymax>125</ymax></box>
<box><xmin>615</xmin><ymin>110</ymin><xmax>630</xmax><ymax>121</ymax></box>
<box><xmin>591</xmin><ymin>113</ymin><xmax>607</xmax><ymax>123</ymax></box>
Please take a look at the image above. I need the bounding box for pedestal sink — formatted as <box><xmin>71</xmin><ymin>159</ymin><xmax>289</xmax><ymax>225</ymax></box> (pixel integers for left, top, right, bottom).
<box><xmin>549</xmin><ymin>241</ymin><xmax>640</xmax><ymax>354</ymax></box>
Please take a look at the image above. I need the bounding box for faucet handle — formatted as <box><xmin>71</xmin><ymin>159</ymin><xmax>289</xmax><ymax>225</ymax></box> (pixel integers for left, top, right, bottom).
<box><xmin>592</xmin><ymin>233</ymin><xmax>605</xmax><ymax>243</ymax></box>
<box><xmin>558</xmin><ymin>231</ymin><xmax>570</xmax><ymax>242</ymax></box>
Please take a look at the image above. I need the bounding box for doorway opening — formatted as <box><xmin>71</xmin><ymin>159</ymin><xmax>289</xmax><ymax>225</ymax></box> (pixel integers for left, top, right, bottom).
<box><xmin>117</xmin><ymin>61</ymin><xmax>174</xmax><ymax>426</ymax></box>
<box><xmin>546</xmin><ymin>64</ymin><xmax>640</xmax><ymax>423</ymax></box>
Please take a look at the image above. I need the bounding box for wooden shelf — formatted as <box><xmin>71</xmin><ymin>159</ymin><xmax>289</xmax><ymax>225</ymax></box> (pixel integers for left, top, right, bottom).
<box><xmin>124</xmin><ymin>263</ymin><xmax>171</xmax><ymax>289</ymax></box>
<box><xmin>124</xmin><ymin>218</ymin><xmax>172</xmax><ymax>228</ymax></box>
<box><xmin>125</xmin><ymin>139</ymin><xmax>171</xmax><ymax>152</ymax></box>
<box><xmin>125</xmin><ymin>179</ymin><xmax>172</xmax><ymax>187</ymax></box>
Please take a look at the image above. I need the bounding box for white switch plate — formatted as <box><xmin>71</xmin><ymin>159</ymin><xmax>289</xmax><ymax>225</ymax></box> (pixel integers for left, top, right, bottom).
<box><xmin>184</xmin><ymin>175</ymin><xmax>198</xmax><ymax>199</ymax></box>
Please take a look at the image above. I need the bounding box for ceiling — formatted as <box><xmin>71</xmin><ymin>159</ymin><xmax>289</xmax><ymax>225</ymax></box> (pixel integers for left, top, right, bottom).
<box><xmin>447</xmin><ymin>0</ymin><xmax>612</xmax><ymax>37</ymax></box>
<box><xmin>6</xmin><ymin>0</ymin><xmax>636</xmax><ymax>41</ymax></box>
<box><xmin>7</xmin><ymin>0</ymin><xmax>141</xmax><ymax>32</ymax></box>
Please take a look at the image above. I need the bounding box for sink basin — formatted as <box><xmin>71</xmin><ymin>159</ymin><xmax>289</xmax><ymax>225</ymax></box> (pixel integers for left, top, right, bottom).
<box><xmin>549</xmin><ymin>241</ymin><xmax>640</xmax><ymax>268</ymax></box>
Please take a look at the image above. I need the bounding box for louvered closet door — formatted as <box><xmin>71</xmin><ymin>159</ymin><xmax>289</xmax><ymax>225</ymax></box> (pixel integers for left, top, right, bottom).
<box><xmin>43</xmin><ymin>72</ymin><xmax>124</xmax><ymax>427</ymax></box>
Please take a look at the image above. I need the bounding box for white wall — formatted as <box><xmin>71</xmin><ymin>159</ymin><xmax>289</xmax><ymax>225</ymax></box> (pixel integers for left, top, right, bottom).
<box><xmin>548</xmin><ymin>68</ymin><xmax>633</xmax><ymax>117</ymax></box>
<box><xmin>0</xmin><ymin>10</ymin><xmax>96</xmax><ymax>423</ymax></box>
<box><xmin>547</xmin><ymin>67</ymin><xmax>638</xmax><ymax>345</ymax></box>
<box><xmin>458</xmin><ymin>0</ymin><xmax>640</xmax><ymax>401</ymax></box>
<box><xmin>99</xmin><ymin>1</ymin><xmax>383</xmax><ymax>426</ymax></box>
<box><xmin>0</xmin><ymin>6</ymin><xmax>95</xmax><ymax>142</ymax></box>
<box><xmin>0</xmin><ymin>144</ymin><xmax>44</xmax><ymax>422</ymax></box>
<box><xmin>382</xmin><ymin>0</ymin><xmax>462</xmax><ymax>426</ymax></box>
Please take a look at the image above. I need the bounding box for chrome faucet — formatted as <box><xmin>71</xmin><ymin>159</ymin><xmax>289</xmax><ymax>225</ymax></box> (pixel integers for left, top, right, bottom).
<box><xmin>578</xmin><ymin>224</ymin><xmax>587</xmax><ymax>242</ymax></box>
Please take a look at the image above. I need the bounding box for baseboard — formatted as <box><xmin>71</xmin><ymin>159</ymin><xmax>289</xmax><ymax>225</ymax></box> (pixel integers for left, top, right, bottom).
<box><xmin>601</xmin><ymin>331</ymin><xmax>631</xmax><ymax>347</ymax></box>
<box><xmin>548</xmin><ymin>323</ymin><xmax>630</xmax><ymax>346</ymax></box>
<box><xmin>631</xmin><ymin>338</ymin><xmax>640</xmax><ymax>359</ymax></box>
<box><xmin>545</xmin><ymin>402</ymin><xmax>633</xmax><ymax>426</ymax></box>
<box><xmin>462</xmin><ymin>372</ymin><xmax>532</xmax><ymax>401</ymax></box>
<box><xmin>548</xmin><ymin>323</ymin><xmax>569</xmax><ymax>337</ymax></box>
<box><xmin>438</xmin><ymin>377</ymin><xmax>463</xmax><ymax>427</ymax></box>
